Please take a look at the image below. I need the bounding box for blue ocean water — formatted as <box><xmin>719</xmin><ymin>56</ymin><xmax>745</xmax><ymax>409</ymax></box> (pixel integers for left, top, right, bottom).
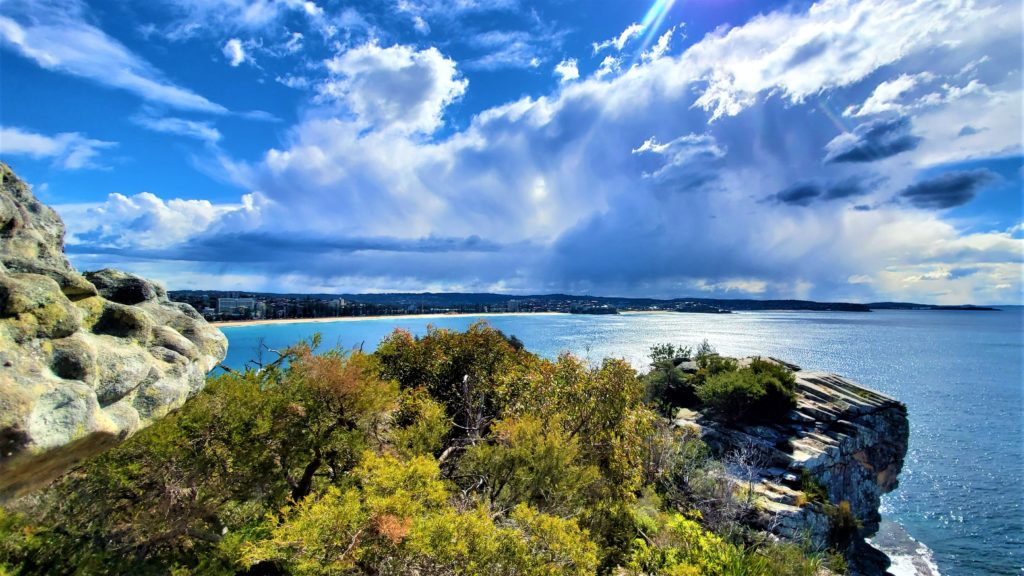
<box><xmin>220</xmin><ymin>309</ymin><xmax>1024</xmax><ymax>575</ymax></box>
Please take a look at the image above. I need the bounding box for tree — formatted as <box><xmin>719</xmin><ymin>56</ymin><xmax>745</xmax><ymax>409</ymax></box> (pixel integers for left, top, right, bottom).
<box><xmin>458</xmin><ymin>415</ymin><xmax>599</xmax><ymax>516</ymax></box>
<box><xmin>374</xmin><ymin>323</ymin><xmax>532</xmax><ymax>444</ymax></box>
<box><xmin>645</xmin><ymin>343</ymin><xmax>698</xmax><ymax>412</ymax></box>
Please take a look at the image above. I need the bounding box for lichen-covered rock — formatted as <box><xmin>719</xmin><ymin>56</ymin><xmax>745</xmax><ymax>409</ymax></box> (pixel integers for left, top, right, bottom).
<box><xmin>0</xmin><ymin>163</ymin><xmax>227</xmax><ymax>495</ymax></box>
<box><xmin>675</xmin><ymin>357</ymin><xmax>909</xmax><ymax>576</ymax></box>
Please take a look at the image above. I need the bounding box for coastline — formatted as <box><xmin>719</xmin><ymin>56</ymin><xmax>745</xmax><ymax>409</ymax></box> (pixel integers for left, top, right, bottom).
<box><xmin>213</xmin><ymin>311</ymin><xmax>568</xmax><ymax>328</ymax></box>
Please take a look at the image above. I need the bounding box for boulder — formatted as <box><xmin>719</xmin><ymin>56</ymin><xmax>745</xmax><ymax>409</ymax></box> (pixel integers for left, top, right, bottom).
<box><xmin>0</xmin><ymin>163</ymin><xmax>227</xmax><ymax>498</ymax></box>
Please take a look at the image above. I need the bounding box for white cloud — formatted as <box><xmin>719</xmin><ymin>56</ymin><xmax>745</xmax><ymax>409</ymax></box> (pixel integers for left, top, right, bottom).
<box><xmin>468</xmin><ymin>30</ymin><xmax>553</xmax><ymax>71</ymax></box>
<box><xmin>554</xmin><ymin>58</ymin><xmax>579</xmax><ymax>83</ymax></box>
<box><xmin>131</xmin><ymin>116</ymin><xmax>222</xmax><ymax>143</ymax></box>
<box><xmin>682</xmin><ymin>0</ymin><xmax>993</xmax><ymax>120</ymax></box>
<box><xmin>319</xmin><ymin>42</ymin><xmax>468</xmax><ymax>134</ymax></box>
<box><xmin>641</xmin><ymin>26</ymin><xmax>677</xmax><ymax>62</ymax></box>
<box><xmin>594</xmin><ymin>56</ymin><xmax>620</xmax><ymax>80</ymax></box>
<box><xmin>276</xmin><ymin>74</ymin><xmax>312</xmax><ymax>89</ymax></box>
<box><xmin>282</xmin><ymin>31</ymin><xmax>304</xmax><ymax>54</ymax></box>
<box><xmin>0</xmin><ymin>126</ymin><xmax>116</xmax><ymax>170</ymax></box>
<box><xmin>59</xmin><ymin>191</ymin><xmax>267</xmax><ymax>250</ymax></box>
<box><xmin>593</xmin><ymin>23</ymin><xmax>645</xmax><ymax>54</ymax></box>
<box><xmin>396</xmin><ymin>0</ymin><xmax>520</xmax><ymax>18</ymax></box>
<box><xmin>412</xmin><ymin>15</ymin><xmax>430</xmax><ymax>35</ymax></box>
<box><xmin>222</xmin><ymin>38</ymin><xmax>247</xmax><ymax>66</ymax></box>
<box><xmin>0</xmin><ymin>0</ymin><xmax>225</xmax><ymax>113</ymax></box>
<box><xmin>57</xmin><ymin>0</ymin><xmax>1024</xmax><ymax>303</ymax></box>
<box><xmin>846</xmin><ymin>72</ymin><xmax>934</xmax><ymax>116</ymax></box>
<box><xmin>160</xmin><ymin>0</ymin><xmax>342</xmax><ymax>39</ymax></box>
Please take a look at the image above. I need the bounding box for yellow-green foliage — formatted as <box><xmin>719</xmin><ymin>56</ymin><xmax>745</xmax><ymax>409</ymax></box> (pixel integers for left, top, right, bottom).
<box><xmin>460</xmin><ymin>414</ymin><xmax>600</xmax><ymax>515</ymax></box>
<box><xmin>243</xmin><ymin>452</ymin><xmax>598</xmax><ymax>576</ymax></box>
<box><xmin>620</xmin><ymin>509</ymin><xmax>823</xmax><ymax>576</ymax></box>
<box><xmin>389</xmin><ymin>388</ymin><xmax>450</xmax><ymax>458</ymax></box>
<box><xmin>0</xmin><ymin>324</ymin><xmax>827</xmax><ymax>576</ymax></box>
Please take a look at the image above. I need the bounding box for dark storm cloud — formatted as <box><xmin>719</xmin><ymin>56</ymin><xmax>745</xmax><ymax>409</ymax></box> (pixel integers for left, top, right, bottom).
<box><xmin>774</xmin><ymin>183</ymin><xmax>821</xmax><ymax>206</ymax></box>
<box><xmin>768</xmin><ymin>179</ymin><xmax>867</xmax><ymax>206</ymax></box>
<box><xmin>66</xmin><ymin>231</ymin><xmax>509</xmax><ymax>262</ymax></box>
<box><xmin>897</xmin><ymin>169</ymin><xmax>996</xmax><ymax>209</ymax></box>
<box><xmin>824</xmin><ymin>116</ymin><xmax>922</xmax><ymax>163</ymax></box>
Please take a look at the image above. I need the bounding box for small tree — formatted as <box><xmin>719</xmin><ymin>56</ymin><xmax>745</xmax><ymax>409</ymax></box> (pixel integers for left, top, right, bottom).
<box><xmin>645</xmin><ymin>344</ymin><xmax>697</xmax><ymax>412</ymax></box>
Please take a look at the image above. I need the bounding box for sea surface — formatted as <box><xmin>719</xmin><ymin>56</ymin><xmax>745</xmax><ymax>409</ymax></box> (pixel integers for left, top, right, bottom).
<box><xmin>220</xmin><ymin>309</ymin><xmax>1023</xmax><ymax>575</ymax></box>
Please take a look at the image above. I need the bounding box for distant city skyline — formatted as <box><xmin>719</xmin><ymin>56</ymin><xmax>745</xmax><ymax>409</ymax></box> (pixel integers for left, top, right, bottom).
<box><xmin>1</xmin><ymin>0</ymin><xmax>1021</xmax><ymax>304</ymax></box>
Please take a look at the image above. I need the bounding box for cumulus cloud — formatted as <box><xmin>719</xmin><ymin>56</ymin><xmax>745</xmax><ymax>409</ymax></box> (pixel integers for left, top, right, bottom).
<box><xmin>58</xmin><ymin>0</ymin><xmax>1024</xmax><ymax>304</ymax></box>
<box><xmin>0</xmin><ymin>126</ymin><xmax>116</xmax><ymax>170</ymax></box>
<box><xmin>222</xmin><ymin>38</ymin><xmax>247</xmax><ymax>66</ymax></box>
<box><xmin>60</xmin><ymin>191</ymin><xmax>267</xmax><ymax>250</ymax></box>
<box><xmin>897</xmin><ymin>169</ymin><xmax>997</xmax><ymax>209</ymax></box>
<box><xmin>824</xmin><ymin>116</ymin><xmax>922</xmax><ymax>163</ymax></box>
<box><xmin>0</xmin><ymin>0</ymin><xmax>225</xmax><ymax>113</ymax></box>
<box><xmin>683</xmin><ymin>0</ymin><xmax>992</xmax><ymax>120</ymax></box>
<box><xmin>319</xmin><ymin>42</ymin><xmax>468</xmax><ymax>134</ymax></box>
<box><xmin>554</xmin><ymin>58</ymin><xmax>579</xmax><ymax>83</ymax></box>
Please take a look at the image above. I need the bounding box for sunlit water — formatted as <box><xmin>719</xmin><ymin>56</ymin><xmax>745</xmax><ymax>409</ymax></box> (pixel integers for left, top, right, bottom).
<box><xmin>221</xmin><ymin>309</ymin><xmax>1023</xmax><ymax>575</ymax></box>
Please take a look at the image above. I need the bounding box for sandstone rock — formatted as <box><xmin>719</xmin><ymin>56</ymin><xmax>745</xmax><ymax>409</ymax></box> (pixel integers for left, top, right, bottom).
<box><xmin>84</xmin><ymin>268</ymin><xmax>161</xmax><ymax>305</ymax></box>
<box><xmin>675</xmin><ymin>360</ymin><xmax>909</xmax><ymax>575</ymax></box>
<box><xmin>0</xmin><ymin>163</ymin><xmax>227</xmax><ymax>497</ymax></box>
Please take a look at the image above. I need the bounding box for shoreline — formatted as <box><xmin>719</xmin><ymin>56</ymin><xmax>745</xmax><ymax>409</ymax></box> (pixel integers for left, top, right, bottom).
<box><xmin>213</xmin><ymin>309</ymin><xmax>879</xmax><ymax>327</ymax></box>
<box><xmin>213</xmin><ymin>311</ymin><xmax>568</xmax><ymax>328</ymax></box>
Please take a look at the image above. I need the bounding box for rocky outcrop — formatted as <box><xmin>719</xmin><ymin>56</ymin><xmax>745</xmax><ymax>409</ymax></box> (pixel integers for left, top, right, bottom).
<box><xmin>675</xmin><ymin>357</ymin><xmax>909</xmax><ymax>575</ymax></box>
<box><xmin>0</xmin><ymin>163</ymin><xmax>227</xmax><ymax>496</ymax></box>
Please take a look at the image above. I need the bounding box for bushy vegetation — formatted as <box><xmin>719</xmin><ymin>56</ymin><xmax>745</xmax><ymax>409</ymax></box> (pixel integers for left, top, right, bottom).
<box><xmin>1</xmin><ymin>324</ymin><xmax>830</xmax><ymax>575</ymax></box>
<box><xmin>644</xmin><ymin>343</ymin><xmax>798</xmax><ymax>425</ymax></box>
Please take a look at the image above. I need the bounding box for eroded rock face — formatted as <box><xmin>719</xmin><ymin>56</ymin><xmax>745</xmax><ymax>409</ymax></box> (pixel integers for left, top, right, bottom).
<box><xmin>676</xmin><ymin>357</ymin><xmax>909</xmax><ymax>575</ymax></box>
<box><xmin>0</xmin><ymin>163</ymin><xmax>227</xmax><ymax>489</ymax></box>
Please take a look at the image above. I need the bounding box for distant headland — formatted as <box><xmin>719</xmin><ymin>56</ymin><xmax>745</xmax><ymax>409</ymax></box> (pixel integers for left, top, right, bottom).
<box><xmin>167</xmin><ymin>290</ymin><xmax>1000</xmax><ymax>323</ymax></box>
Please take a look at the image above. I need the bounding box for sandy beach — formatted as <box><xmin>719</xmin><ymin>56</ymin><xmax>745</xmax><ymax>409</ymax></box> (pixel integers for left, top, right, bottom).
<box><xmin>213</xmin><ymin>311</ymin><xmax>568</xmax><ymax>328</ymax></box>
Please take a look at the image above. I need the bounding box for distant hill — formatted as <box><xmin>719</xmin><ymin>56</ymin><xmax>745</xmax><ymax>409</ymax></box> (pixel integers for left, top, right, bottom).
<box><xmin>169</xmin><ymin>290</ymin><xmax>878</xmax><ymax>312</ymax></box>
<box><xmin>867</xmin><ymin>302</ymin><xmax>1001</xmax><ymax>311</ymax></box>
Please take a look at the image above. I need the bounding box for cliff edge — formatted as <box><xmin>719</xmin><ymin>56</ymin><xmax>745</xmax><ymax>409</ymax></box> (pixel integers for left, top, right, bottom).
<box><xmin>676</xmin><ymin>358</ymin><xmax>909</xmax><ymax>575</ymax></box>
<box><xmin>0</xmin><ymin>163</ymin><xmax>227</xmax><ymax>498</ymax></box>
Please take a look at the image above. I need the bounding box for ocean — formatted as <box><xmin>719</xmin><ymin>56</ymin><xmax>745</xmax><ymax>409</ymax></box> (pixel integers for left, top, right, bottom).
<box><xmin>220</xmin><ymin>309</ymin><xmax>1024</xmax><ymax>575</ymax></box>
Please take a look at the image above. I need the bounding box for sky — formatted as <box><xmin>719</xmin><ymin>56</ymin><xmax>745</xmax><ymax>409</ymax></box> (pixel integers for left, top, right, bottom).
<box><xmin>0</xmin><ymin>0</ymin><xmax>1022</xmax><ymax>304</ymax></box>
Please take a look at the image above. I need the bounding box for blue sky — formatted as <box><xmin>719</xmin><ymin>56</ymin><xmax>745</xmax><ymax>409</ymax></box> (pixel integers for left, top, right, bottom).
<box><xmin>1</xmin><ymin>0</ymin><xmax>1021</xmax><ymax>304</ymax></box>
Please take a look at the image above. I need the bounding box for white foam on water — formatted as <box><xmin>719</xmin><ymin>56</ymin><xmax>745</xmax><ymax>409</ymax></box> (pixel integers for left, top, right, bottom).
<box><xmin>869</xmin><ymin>520</ymin><xmax>941</xmax><ymax>576</ymax></box>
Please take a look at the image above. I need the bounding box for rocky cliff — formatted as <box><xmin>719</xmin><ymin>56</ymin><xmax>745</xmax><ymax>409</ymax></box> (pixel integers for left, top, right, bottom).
<box><xmin>0</xmin><ymin>163</ymin><xmax>227</xmax><ymax>498</ymax></box>
<box><xmin>675</xmin><ymin>357</ymin><xmax>909</xmax><ymax>575</ymax></box>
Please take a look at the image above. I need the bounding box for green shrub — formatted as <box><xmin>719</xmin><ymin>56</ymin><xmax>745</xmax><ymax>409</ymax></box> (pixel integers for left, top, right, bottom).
<box><xmin>696</xmin><ymin>370</ymin><xmax>765</xmax><ymax>424</ymax></box>
<box><xmin>696</xmin><ymin>360</ymin><xmax>797</xmax><ymax>425</ymax></box>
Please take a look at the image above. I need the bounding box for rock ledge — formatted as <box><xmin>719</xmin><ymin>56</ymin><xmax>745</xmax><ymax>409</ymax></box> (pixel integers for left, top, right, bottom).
<box><xmin>675</xmin><ymin>357</ymin><xmax>909</xmax><ymax>575</ymax></box>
